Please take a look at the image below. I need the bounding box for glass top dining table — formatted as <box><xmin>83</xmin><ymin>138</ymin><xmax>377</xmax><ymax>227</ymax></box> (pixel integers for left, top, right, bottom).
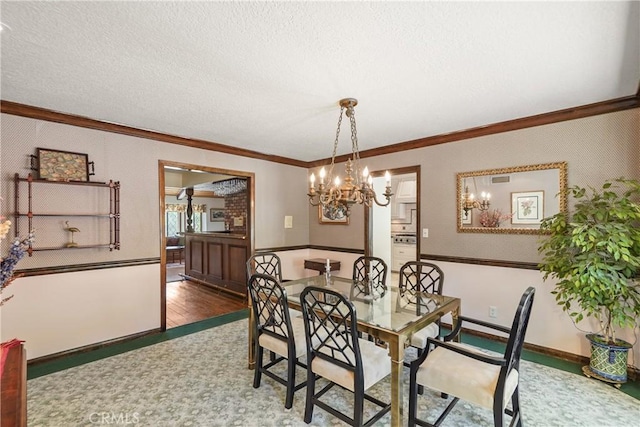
<box><xmin>285</xmin><ymin>275</ymin><xmax>457</xmax><ymax>332</ymax></box>
<box><xmin>247</xmin><ymin>274</ymin><xmax>462</xmax><ymax>427</ymax></box>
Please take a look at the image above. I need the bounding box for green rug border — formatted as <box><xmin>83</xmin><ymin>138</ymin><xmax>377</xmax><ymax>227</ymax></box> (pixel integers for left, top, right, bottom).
<box><xmin>28</xmin><ymin>309</ymin><xmax>638</xmax><ymax>400</ymax></box>
<box><xmin>458</xmin><ymin>330</ymin><xmax>639</xmax><ymax>400</ymax></box>
<box><xmin>27</xmin><ymin>309</ymin><xmax>249</xmax><ymax>380</ymax></box>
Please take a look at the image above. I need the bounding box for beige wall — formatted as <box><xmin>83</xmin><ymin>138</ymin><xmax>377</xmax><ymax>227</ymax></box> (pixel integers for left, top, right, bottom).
<box><xmin>0</xmin><ymin>113</ymin><xmax>311</xmax><ymax>268</ymax></box>
<box><xmin>306</xmin><ymin>108</ymin><xmax>639</xmax><ymax>366</ymax></box>
<box><xmin>1</xmin><ymin>108</ymin><xmax>638</xmax><ymax>362</ymax></box>
<box><xmin>0</xmin><ymin>113</ymin><xmax>310</xmax><ymax>357</ymax></box>
<box><xmin>309</xmin><ymin>109</ymin><xmax>640</xmax><ymax>263</ymax></box>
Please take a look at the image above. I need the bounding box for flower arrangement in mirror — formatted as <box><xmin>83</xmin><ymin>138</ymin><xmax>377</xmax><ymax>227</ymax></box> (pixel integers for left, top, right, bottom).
<box><xmin>479</xmin><ymin>208</ymin><xmax>513</xmax><ymax>228</ymax></box>
<box><xmin>0</xmin><ymin>208</ymin><xmax>34</xmax><ymax>305</ymax></box>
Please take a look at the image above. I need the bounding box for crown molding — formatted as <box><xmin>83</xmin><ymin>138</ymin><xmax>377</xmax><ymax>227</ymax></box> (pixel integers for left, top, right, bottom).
<box><xmin>0</xmin><ymin>100</ymin><xmax>308</xmax><ymax>168</ymax></box>
<box><xmin>3</xmin><ymin>95</ymin><xmax>637</xmax><ymax>170</ymax></box>
<box><xmin>308</xmin><ymin>94</ymin><xmax>640</xmax><ymax>167</ymax></box>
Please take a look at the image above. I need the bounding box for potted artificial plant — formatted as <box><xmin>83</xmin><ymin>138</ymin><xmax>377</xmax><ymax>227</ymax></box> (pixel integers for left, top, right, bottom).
<box><xmin>538</xmin><ymin>177</ymin><xmax>640</xmax><ymax>384</ymax></box>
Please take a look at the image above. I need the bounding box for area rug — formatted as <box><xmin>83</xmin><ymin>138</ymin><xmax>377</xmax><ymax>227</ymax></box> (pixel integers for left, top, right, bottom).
<box><xmin>27</xmin><ymin>319</ymin><xmax>638</xmax><ymax>426</ymax></box>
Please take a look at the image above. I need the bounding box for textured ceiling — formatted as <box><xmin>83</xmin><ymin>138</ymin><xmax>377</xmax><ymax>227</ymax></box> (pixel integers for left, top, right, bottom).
<box><xmin>1</xmin><ymin>1</ymin><xmax>638</xmax><ymax>162</ymax></box>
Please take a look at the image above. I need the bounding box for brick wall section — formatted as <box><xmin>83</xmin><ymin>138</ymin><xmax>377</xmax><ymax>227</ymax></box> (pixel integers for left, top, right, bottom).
<box><xmin>225</xmin><ymin>191</ymin><xmax>247</xmax><ymax>234</ymax></box>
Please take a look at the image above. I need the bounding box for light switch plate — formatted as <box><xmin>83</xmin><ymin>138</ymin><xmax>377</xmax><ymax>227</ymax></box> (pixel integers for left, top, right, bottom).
<box><xmin>422</xmin><ymin>228</ymin><xmax>429</xmax><ymax>238</ymax></box>
<box><xmin>284</xmin><ymin>215</ymin><xmax>293</xmax><ymax>229</ymax></box>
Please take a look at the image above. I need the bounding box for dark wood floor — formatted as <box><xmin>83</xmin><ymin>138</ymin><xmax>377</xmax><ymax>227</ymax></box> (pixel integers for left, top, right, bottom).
<box><xmin>166</xmin><ymin>275</ymin><xmax>246</xmax><ymax>329</ymax></box>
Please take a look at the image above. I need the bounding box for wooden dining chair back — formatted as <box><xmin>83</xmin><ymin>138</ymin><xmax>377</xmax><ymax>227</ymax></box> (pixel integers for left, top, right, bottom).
<box><xmin>399</xmin><ymin>261</ymin><xmax>444</xmax><ymax>299</ymax></box>
<box><xmin>247</xmin><ymin>273</ymin><xmax>307</xmax><ymax>409</ymax></box>
<box><xmin>398</xmin><ymin>261</ymin><xmax>445</xmax><ymax>363</ymax></box>
<box><xmin>246</xmin><ymin>252</ymin><xmax>285</xmax><ymax>283</ymax></box>
<box><xmin>299</xmin><ymin>286</ymin><xmax>391</xmax><ymax>427</ymax></box>
<box><xmin>352</xmin><ymin>256</ymin><xmax>388</xmax><ymax>294</ymax></box>
<box><xmin>408</xmin><ymin>286</ymin><xmax>536</xmax><ymax>427</ymax></box>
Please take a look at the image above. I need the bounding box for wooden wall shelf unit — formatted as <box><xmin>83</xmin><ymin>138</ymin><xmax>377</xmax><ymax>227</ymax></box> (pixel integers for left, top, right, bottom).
<box><xmin>13</xmin><ymin>173</ymin><xmax>120</xmax><ymax>256</ymax></box>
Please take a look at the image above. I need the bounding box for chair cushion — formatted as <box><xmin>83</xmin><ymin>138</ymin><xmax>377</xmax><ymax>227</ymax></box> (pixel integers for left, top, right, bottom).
<box><xmin>410</xmin><ymin>323</ymin><xmax>439</xmax><ymax>349</ymax></box>
<box><xmin>258</xmin><ymin>316</ymin><xmax>307</xmax><ymax>359</ymax></box>
<box><xmin>416</xmin><ymin>343</ymin><xmax>519</xmax><ymax>410</ymax></box>
<box><xmin>311</xmin><ymin>338</ymin><xmax>391</xmax><ymax>392</ymax></box>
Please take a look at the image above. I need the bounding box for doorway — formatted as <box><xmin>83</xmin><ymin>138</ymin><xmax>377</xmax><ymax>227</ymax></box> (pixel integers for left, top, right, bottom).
<box><xmin>367</xmin><ymin>166</ymin><xmax>420</xmax><ymax>288</ymax></box>
<box><xmin>158</xmin><ymin>160</ymin><xmax>255</xmax><ymax>330</ymax></box>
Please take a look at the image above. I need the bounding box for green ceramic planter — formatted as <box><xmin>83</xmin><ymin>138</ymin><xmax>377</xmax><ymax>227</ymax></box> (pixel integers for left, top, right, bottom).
<box><xmin>586</xmin><ymin>334</ymin><xmax>631</xmax><ymax>382</ymax></box>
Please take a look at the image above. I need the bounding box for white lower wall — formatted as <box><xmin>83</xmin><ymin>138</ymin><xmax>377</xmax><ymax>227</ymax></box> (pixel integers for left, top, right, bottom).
<box><xmin>5</xmin><ymin>251</ymin><xmax>637</xmax><ymax>366</ymax></box>
<box><xmin>0</xmin><ymin>264</ymin><xmax>160</xmax><ymax>360</ymax></box>
<box><xmin>425</xmin><ymin>260</ymin><xmax>639</xmax><ymax>368</ymax></box>
<box><xmin>2</xmin><ymin>250</ymin><xmax>358</xmax><ymax>361</ymax></box>
<box><xmin>279</xmin><ymin>251</ymin><xmax>640</xmax><ymax>368</ymax></box>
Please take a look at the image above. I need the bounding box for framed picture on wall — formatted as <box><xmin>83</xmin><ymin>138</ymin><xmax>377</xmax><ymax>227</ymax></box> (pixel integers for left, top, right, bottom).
<box><xmin>318</xmin><ymin>204</ymin><xmax>349</xmax><ymax>224</ymax></box>
<box><xmin>36</xmin><ymin>148</ymin><xmax>91</xmax><ymax>182</ymax></box>
<box><xmin>511</xmin><ymin>191</ymin><xmax>544</xmax><ymax>224</ymax></box>
<box><xmin>210</xmin><ymin>208</ymin><xmax>225</xmax><ymax>222</ymax></box>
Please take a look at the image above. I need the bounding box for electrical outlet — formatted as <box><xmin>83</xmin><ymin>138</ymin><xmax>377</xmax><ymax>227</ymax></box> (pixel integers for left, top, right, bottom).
<box><xmin>489</xmin><ymin>306</ymin><xmax>498</xmax><ymax>318</ymax></box>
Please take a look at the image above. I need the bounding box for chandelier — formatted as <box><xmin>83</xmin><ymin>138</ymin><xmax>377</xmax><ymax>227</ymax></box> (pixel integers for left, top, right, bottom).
<box><xmin>210</xmin><ymin>178</ymin><xmax>247</xmax><ymax>196</ymax></box>
<box><xmin>307</xmin><ymin>98</ymin><xmax>392</xmax><ymax>217</ymax></box>
<box><xmin>461</xmin><ymin>178</ymin><xmax>490</xmax><ymax>219</ymax></box>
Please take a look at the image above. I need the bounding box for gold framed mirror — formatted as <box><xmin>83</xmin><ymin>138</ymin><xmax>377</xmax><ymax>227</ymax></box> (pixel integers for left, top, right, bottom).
<box><xmin>457</xmin><ymin>162</ymin><xmax>567</xmax><ymax>234</ymax></box>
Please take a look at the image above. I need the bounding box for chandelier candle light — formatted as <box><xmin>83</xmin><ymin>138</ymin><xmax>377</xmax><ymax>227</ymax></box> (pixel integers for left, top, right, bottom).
<box><xmin>308</xmin><ymin>98</ymin><xmax>393</xmax><ymax>217</ymax></box>
<box><xmin>461</xmin><ymin>179</ymin><xmax>491</xmax><ymax>219</ymax></box>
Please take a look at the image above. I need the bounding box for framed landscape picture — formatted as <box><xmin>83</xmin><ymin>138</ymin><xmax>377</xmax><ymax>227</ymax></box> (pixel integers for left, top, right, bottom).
<box><xmin>37</xmin><ymin>148</ymin><xmax>89</xmax><ymax>182</ymax></box>
<box><xmin>511</xmin><ymin>191</ymin><xmax>544</xmax><ymax>224</ymax></box>
<box><xmin>318</xmin><ymin>204</ymin><xmax>349</xmax><ymax>224</ymax></box>
<box><xmin>210</xmin><ymin>208</ymin><xmax>225</xmax><ymax>222</ymax></box>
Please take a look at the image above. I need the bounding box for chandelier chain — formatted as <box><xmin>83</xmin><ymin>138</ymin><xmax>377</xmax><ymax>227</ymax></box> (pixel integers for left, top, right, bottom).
<box><xmin>348</xmin><ymin>106</ymin><xmax>361</xmax><ymax>185</ymax></box>
<box><xmin>307</xmin><ymin>98</ymin><xmax>393</xmax><ymax>217</ymax></box>
<box><xmin>328</xmin><ymin>105</ymin><xmax>345</xmax><ymax>181</ymax></box>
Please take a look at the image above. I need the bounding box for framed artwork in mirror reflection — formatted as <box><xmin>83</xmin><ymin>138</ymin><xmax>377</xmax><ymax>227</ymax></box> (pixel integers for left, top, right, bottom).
<box><xmin>511</xmin><ymin>191</ymin><xmax>544</xmax><ymax>224</ymax></box>
<box><xmin>319</xmin><ymin>204</ymin><xmax>349</xmax><ymax>224</ymax></box>
<box><xmin>461</xmin><ymin>207</ymin><xmax>472</xmax><ymax>225</ymax></box>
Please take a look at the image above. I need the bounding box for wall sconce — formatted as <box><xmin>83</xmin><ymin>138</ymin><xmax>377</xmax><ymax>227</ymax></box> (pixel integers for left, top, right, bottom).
<box><xmin>461</xmin><ymin>178</ymin><xmax>490</xmax><ymax>219</ymax></box>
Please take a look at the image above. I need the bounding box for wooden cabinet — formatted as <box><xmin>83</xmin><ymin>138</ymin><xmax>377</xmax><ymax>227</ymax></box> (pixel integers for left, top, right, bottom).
<box><xmin>392</xmin><ymin>244</ymin><xmax>415</xmax><ymax>272</ymax></box>
<box><xmin>395</xmin><ymin>178</ymin><xmax>416</xmax><ymax>202</ymax></box>
<box><xmin>304</xmin><ymin>258</ymin><xmax>341</xmax><ymax>275</ymax></box>
<box><xmin>391</xmin><ymin>199</ymin><xmax>407</xmax><ymax>220</ymax></box>
<box><xmin>1</xmin><ymin>341</ymin><xmax>26</xmax><ymax>427</ymax></box>
<box><xmin>390</xmin><ymin>178</ymin><xmax>407</xmax><ymax>219</ymax></box>
<box><xmin>184</xmin><ymin>233</ymin><xmax>249</xmax><ymax>296</ymax></box>
<box><xmin>391</xmin><ymin>177</ymin><xmax>416</xmax><ymax>221</ymax></box>
<box><xmin>13</xmin><ymin>173</ymin><xmax>120</xmax><ymax>255</ymax></box>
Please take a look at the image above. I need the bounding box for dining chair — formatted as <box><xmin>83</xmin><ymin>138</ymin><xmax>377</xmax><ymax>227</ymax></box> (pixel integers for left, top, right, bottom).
<box><xmin>408</xmin><ymin>286</ymin><xmax>536</xmax><ymax>427</ymax></box>
<box><xmin>352</xmin><ymin>256</ymin><xmax>388</xmax><ymax>341</ymax></box>
<box><xmin>299</xmin><ymin>286</ymin><xmax>391</xmax><ymax>427</ymax></box>
<box><xmin>398</xmin><ymin>261</ymin><xmax>444</xmax><ymax>365</ymax></box>
<box><xmin>352</xmin><ymin>255</ymin><xmax>388</xmax><ymax>291</ymax></box>
<box><xmin>248</xmin><ymin>273</ymin><xmax>307</xmax><ymax>409</ymax></box>
<box><xmin>246</xmin><ymin>252</ymin><xmax>287</xmax><ymax>283</ymax></box>
<box><xmin>247</xmin><ymin>252</ymin><xmax>299</xmax><ymax>321</ymax></box>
